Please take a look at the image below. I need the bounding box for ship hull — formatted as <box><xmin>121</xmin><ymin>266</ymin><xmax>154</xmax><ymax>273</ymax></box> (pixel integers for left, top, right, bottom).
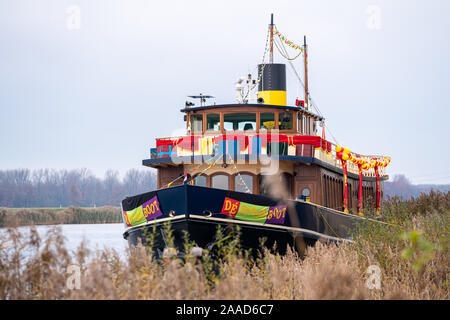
<box><xmin>122</xmin><ymin>185</ymin><xmax>363</xmax><ymax>256</ymax></box>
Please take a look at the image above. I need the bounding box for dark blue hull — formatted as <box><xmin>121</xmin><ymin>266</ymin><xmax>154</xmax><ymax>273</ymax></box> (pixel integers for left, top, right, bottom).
<box><xmin>122</xmin><ymin>185</ymin><xmax>362</xmax><ymax>255</ymax></box>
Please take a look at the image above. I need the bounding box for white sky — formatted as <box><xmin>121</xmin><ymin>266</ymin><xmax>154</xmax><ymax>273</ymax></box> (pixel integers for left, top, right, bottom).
<box><xmin>1</xmin><ymin>0</ymin><xmax>449</xmax><ymax>184</ymax></box>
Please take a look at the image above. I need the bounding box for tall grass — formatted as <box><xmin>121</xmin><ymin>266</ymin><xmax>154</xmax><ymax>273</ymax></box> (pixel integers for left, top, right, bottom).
<box><xmin>0</xmin><ymin>206</ymin><xmax>122</xmax><ymax>228</ymax></box>
<box><xmin>0</xmin><ymin>191</ymin><xmax>448</xmax><ymax>300</ymax></box>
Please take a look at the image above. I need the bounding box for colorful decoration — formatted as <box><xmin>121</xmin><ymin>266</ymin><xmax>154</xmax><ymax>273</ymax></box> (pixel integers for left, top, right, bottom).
<box><xmin>266</xmin><ymin>205</ymin><xmax>288</xmax><ymax>225</ymax></box>
<box><xmin>335</xmin><ymin>146</ymin><xmax>351</xmax><ymax>213</ymax></box>
<box><xmin>123</xmin><ymin>195</ymin><xmax>163</xmax><ymax>227</ymax></box>
<box><xmin>165</xmin><ymin>154</ymin><xmax>222</xmax><ymax>188</ymax></box>
<box><xmin>334</xmin><ymin>144</ymin><xmax>391</xmax><ymax>216</ymax></box>
<box><xmin>228</xmin><ymin>154</ymin><xmax>252</xmax><ymax>193</ymax></box>
<box><xmin>273</xmin><ymin>26</ymin><xmax>305</xmax><ymax>52</ymax></box>
<box><xmin>156</xmin><ymin>134</ymin><xmax>323</xmax><ymax>154</ymax></box>
<box><xmin>141</xmin><ymin>196</ymin><xmax>163</xmax><ymax>221</ymax></box>
<box><xmin>221</xmin><ymin>197</ymin><xmax>287</xmax><ymax>225</ymax></box>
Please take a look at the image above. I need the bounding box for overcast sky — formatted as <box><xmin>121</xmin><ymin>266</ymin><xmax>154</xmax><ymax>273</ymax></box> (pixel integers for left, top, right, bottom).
<box><xmin>1</xmin><ymin>0</ymin><xmax>449</xmax><ymax>184</ymax></box>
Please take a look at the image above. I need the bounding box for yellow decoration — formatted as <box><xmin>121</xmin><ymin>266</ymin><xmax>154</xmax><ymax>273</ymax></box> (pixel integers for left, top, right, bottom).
<box><xmin>335</xmin><ymin>145</ymin><xmax>342</xmax><ymax>152</ymax></box>
<box><xmin>343</xmin><ymin>147</ymin><xmax>350</xmax><ymax>154</ymax></box>
<box><xmin>262</xmin><ymin>121</ymin><xmax>275</xmax><ymax>130</ymax></box>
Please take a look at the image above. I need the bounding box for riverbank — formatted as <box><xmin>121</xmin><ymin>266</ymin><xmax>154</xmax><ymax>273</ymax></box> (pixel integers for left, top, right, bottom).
<box><xmin>0</xmin><ymin>206</ymin><xmax>122</xmax><ymax>227</ymax></box>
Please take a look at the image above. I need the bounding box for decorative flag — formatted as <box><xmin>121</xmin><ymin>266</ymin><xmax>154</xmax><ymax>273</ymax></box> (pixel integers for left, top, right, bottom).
<box><xmin>221</xmin><ymin>197</ymin><xmax>287</xmax><ymax>225</ymax></box>
<box><xmin>273</xmin><ymin>26</ymin><xmax>304</xmax><ymax>53</ymax></box>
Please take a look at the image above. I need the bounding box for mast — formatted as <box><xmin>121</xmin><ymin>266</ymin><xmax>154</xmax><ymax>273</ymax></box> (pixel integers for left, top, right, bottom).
<box><xmin>303</xmin><ymin>35</ymin><xmax>308</xmax><ymax>110</ymax></box>
<box><xmin>269</xmin><ymin>13</ymin><xmax>274</xmax><ymax>64</ymax></box>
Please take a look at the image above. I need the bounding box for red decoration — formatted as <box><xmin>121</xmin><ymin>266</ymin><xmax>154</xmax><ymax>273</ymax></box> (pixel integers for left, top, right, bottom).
<box><xmin>157</xmin><ymin>134</ymin><xmax>322</xmax><ymax>150</ymax></box>
<box><xmin>358</xmin><ymin>164</ymin><xmax>363</xmax><ymax>216</ymax></box>
<box><xmin>342</xmin><ymin>159</ymin><xmax>349</xmax><ymax>213</ymax></box>
<box><xmin>295</xmin><ymin>99</ymin><xmax>304</xmax><ymax>107</ymax></box>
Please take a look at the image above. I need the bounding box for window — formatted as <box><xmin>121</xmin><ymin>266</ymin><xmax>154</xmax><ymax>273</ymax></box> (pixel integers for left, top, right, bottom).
<box><xmin>212</xmin><ymin>174</ymin><xmax>228</xmax><ymax>190</ymax></box>
<box><xmin>190</xmin><ymin>114</ymin><xmax>203</xmax><ymax>132</ymax></box>
<box><xmin>206</xmin><ymin>113</ymin><xmax>220</xmax><ymax>131</ymax></box>
<box><xmin>194</xmin><ymin>174</ymin><xmax>207</xmax><ymax>187</ymax></box>
<box><xmin>224</xmin><ymin>113</ymin><xmax>256</xmax><ymax>131</ymax></box>
<box><xmin>279</xmin><ymin>112</ymin><xmax>293</xmax><ymax>130</ymax></box>
<box><xmin>260</xmin><ymin>112</ymin><xmax>275</xmax><ymax>131</ymax></box>
<box><xmin>235</xmin><ymin>174</ymin><xmax>253</xmax><ymax>193</ymax></box>
<box><xmin>302</xmin><ymin>116</ymin><xmax>310</xmax><ymax>135</ymax></box>
<box><xmin>297</xmin><ymin>113</ymin><xmax>303</xmax><ymax>133</ymax></box>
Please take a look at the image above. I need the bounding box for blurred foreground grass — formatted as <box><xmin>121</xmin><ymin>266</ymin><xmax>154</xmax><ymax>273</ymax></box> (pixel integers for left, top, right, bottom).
<box><xmin>0</xmin><ymin>191</ymin><xmax>448</xmax><ymax>299</ymax></box>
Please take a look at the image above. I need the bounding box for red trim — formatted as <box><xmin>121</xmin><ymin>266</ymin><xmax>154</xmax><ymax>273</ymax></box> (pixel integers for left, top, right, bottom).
<box><xmin>156</xmin><ymin>134</ymin><xmax>322</xmax><ymax>150</ymax></box>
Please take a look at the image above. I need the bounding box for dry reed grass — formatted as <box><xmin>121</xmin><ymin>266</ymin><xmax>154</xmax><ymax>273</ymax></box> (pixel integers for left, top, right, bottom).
<box><xmin>0</xmin><ymin>192</ymin><xmax>448</xmax><ymax>300</ymax></box>
<box><xmin>0</xmin><ymin>206</ymin><xmax>122</xmax><ymax>227</ymax></box>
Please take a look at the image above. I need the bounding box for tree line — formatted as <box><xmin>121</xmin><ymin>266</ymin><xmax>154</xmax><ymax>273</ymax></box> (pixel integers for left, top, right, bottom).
<box><xmin>0</xmin><ymin>168</ymin><xmax>157</xmax><ymax>208</ymax></box>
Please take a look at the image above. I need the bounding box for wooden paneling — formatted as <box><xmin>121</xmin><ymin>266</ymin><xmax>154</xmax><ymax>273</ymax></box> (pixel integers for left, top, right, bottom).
<box><xmin>158</xmin><ymin>166</ymin><xmax>184</xmax><ymax>189</ymax></box>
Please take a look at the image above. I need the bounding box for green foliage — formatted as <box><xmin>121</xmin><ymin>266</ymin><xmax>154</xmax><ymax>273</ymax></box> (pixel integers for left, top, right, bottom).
<box><xmin>401</xmin><ymin>229</ymin><xmax>437</xmax><ymax>272</ymax></box>
<box><xmin>351</xmin><ymin>191</ymin><xmax>449</xmax><ymax>298</ymax></box>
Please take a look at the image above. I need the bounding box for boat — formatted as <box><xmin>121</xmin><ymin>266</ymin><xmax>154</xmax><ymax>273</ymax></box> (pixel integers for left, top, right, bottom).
<box><xmin>121</xmin><ymin>14</ymin><xmax>391</xmax><ymax>256</ymax></box>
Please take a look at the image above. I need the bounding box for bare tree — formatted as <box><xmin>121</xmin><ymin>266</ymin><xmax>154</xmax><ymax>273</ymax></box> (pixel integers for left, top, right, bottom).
<box><xmin>0</xmin><ymin>168</ymin><xmax>157</xmax><ymax>208</ymax></box>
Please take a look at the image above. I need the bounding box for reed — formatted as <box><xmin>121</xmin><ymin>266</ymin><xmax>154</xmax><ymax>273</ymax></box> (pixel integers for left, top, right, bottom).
<box><xmin>0</xmin><ymin>191</ymin><xmax>448</xmax><ymax>300</ymax></box>
<box><xmin>0</xmin><ymin>206</ymin><xmax>122</xmax><ymax>227</ymax></box>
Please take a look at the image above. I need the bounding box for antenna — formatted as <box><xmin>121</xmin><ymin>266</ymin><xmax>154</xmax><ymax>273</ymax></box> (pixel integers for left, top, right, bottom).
<box><xmin>187</xmin><ymin>94</ymin><xmax>215</xmax><ymax>107</ymax></box>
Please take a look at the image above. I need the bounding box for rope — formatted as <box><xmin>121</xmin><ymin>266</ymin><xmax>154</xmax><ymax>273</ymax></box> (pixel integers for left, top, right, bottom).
<box><xmin>162</xmin><ymin>154</ymin><xmax>220</xmax><ymax>188</ymax></box>
<box><xmin>273</xmin><ymin>27</ymin><xmax>340</xmax><ymax>145</ymax></box>
<box><xmin>273</xmin><ymin>37</ymin><xmax>302</xmax><ymax>61</ymax></box>
<box><xmin>184</xmin><ymin>154</ymin><xmax>223</xmax><ymax>185</ymax></box>
<box><xmin>315</xmin><ymin>207</ymin><xmax>343</xmax><ymax>239</ymax></box>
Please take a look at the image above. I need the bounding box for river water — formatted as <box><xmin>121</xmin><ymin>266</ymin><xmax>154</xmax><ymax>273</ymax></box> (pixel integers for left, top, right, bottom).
<box><xmin>1</xmin><ymin>223</ymin><xmax>129</xmax><ymax>258</ymax></box>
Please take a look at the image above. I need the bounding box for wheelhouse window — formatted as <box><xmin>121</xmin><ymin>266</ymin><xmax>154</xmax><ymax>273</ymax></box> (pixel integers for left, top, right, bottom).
<box><xmin>190</xmin><ymin>114</ymin><xmax>203</xmax><ymax>132</ymax></box>
<box><xmin>212</xmin><ymin>174</ymin><xmax>228</xmax><ymax>190</ymax></box>
<box><xmin>206</xmin><ymin>113</ymin><xmax>220</xmax><ymax>131</ymax></box>
<box><xmin>298</xmin><ymin>113</ymin><xmax>303</xmax><ymax>134</ymax></box>
<box><xmin>279</xmin><ymin>112</ymin><xmax>293</xmax><ymax>130</ymax></box>
<box><xmin>260</xmin><ymin>112</ymin><xmax>275</xmax><ymax>131</ymax></box>
<box><xmin>302</xmin><ymin>115</ymin><xmax>315</xmax><ymax>135</ymax></box>
<box><xmin>224</xmin><ymin>113</ymin><xmax>256</xmax><ymax>131</ymax></box>
<box><xmin>235</xmin><ymin>174</ymin><xmax>253</xmax><ymax>193</ymax></box>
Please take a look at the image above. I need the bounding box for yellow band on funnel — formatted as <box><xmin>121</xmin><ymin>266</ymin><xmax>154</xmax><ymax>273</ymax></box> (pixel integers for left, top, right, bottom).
<box><xmin>257</xmin><ymin>90</ymin><xmax>286</xmax><ymax>106</ymax></box>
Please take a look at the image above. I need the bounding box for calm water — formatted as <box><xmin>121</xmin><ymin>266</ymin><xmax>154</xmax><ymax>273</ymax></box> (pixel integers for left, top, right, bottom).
<box><xmin>1</xmin><ymin>223</ymin><xmax>129</xmax><ymax>258</ymax></box>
